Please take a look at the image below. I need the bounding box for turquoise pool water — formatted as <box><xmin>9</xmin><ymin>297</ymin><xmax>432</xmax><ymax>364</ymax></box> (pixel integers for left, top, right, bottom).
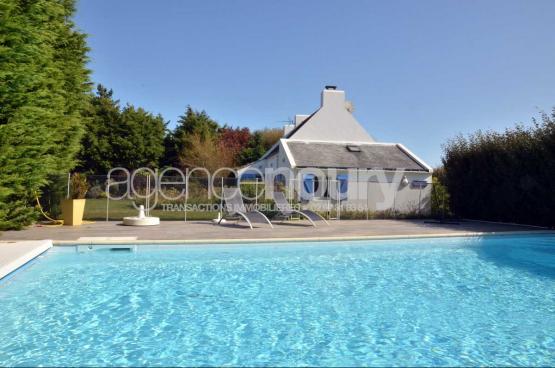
<box><xmin>0</xmin><ymin>235</ymin><xmax>554</xmax><ymax>366</ymax></box>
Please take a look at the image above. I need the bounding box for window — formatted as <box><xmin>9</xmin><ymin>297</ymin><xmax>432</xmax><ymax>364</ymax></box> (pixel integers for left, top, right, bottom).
<box><xmin>303</xmin><ymin>174</ymin><xmax>319</xmax><ymax>193</ymax></box>
<box><xmin>337</xmin><ymin>174</ymin><xmax>348</xmax><ymax>200</ymax></box>
<box><xmin>301</xmin><ymin>174</ymin><xmax>319</xmax><ymax>201</ymax></box>
<box><xmin>410</xmin><ymin>180</ymin><xmax>428</xmax><ymax>189</ymax></box>
<box><xmin>274</xmin><ymin>174</ymin><xmax>286</xmax><ymax>191</ymax></box>
<box><xmin>240</xmin><ymin>170</ymin><xmax>262</xmax><ymax>181</ymax></box>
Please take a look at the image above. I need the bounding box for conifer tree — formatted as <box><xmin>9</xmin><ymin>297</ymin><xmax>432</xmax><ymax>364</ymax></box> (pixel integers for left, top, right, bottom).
<box><xmin>0</xmin><ymin>0</ymin><xmax>91</xmax><ymax>229</ymax></box>
<box><xmin>77</xmin><ymin>85</ymin><xmax>167</xmax><ymax>173</ymax></box>
<box><xmin>165</xmin><ymin>106</ymin><xmax>220</xmax><ymax>169</ymax></box>
<box><xmin>77</xmin><ymin>85</ymin><xmax>121</xmax><ymax>174</ymax></box>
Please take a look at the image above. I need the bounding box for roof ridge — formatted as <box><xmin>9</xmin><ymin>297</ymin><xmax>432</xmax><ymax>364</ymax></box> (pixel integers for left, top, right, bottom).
<box><xmin>285</xmin><ymin>139</ymin><xmax>395</xmax><ymax>146</ymax></box>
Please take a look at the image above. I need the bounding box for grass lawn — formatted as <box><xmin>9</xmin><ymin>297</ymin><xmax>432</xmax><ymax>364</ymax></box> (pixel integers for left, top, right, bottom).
<box><xmin>83</xmin><ymin>199</ymin><xmax>219</xmax><ymax>221</ymax></box>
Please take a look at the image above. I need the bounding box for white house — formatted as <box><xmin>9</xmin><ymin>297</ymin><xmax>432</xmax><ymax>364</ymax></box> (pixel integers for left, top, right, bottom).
<box><xmin>239</xmin><ymin>86</ymin><xmax>433</xmax><ymax>214</ymax></box>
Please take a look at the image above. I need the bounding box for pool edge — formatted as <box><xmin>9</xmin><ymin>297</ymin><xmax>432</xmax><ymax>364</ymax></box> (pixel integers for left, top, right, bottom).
<box><xmin>52</xmin><ymin>230</ymin><xmax>555</xmax><ymax>246</ymax></box>
<box><xmin>0</xmin><ymin>240</ymin><xmax>53</xmax><ymax>279</ymax></box>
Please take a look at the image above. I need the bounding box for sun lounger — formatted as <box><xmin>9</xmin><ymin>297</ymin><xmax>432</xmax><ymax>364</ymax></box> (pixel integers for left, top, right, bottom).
<box><xmin>218</xmin><ymin>188</ymin><xmax>273</xmax><ymax>229</ymax></box>
<box><xmin>272</xmin><ymin>191</ymin><xmax>329</xmax><ymax>226</ymax></box>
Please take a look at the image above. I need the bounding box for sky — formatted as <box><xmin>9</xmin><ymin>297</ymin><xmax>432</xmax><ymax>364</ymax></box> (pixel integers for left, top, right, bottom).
<box><xmin>75</xmin><ymin>0</ymin><xmax>555</xmax><ymax>166</ymax></box>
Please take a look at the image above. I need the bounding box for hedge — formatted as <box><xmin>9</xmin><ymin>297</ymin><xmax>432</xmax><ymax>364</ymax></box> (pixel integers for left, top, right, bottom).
<box><xmin>442</xmin><ymin>109</ymin><xmax>555</xmax><ymax>227</ymax></box>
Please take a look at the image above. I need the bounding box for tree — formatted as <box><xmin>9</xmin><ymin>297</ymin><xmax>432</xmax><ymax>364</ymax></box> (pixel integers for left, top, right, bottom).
<box><xmin>238</xmin><ymin>131</ymin><xmax>267</xmax><ymax>165</ymax></box>
<box><xmin>259</xmin><ymin>128</ymin><xmax>282</xmax><ymax>151</ymax></box>
<box><xmin>77</xmin><ymin>85</ymin><xmax>166</xmax><ymax>173</ymax></box>
<box><xmin>160</xmin><ymin>130</ymin><xmax>179</xmax><ymax>168</ymax></box>
<box><xmin>174</xmin><ymin>106</ymin><xmax>219</xmax><ymax>145</ymax></box>
<box><xmin>165</xmin><ymin>109</ymin><xmax>280</xmax><ymax>170</ymax></box>
<box><xmin>117</xmin><ymin>105</ymin><xmax>166</xmax><ymax>169</ymax></box>
<box><xmin>178</xmin><ymin>133</ymin><xmax>236</xmax><ymax>173</ymax></box>
<box><xmin>236</xmin><ymin>128</ymin><xmax>282</xmax><ymax>165</ymax></box>
<box><xmin>0</xmin><ymin>0</ymin><xmax>91</xmax><ymax>229</ymax></box>
<box><xmin>218</xmin><ymin>126</ymin><xmax>251</xmax><ymax>165</ymax></box>
<box><xmin>171</xmin><ymin>107</ymin><xmax>220</xmax><ymax>169</ymax></box>
<box><xmin>77</xmin><ymin>85</ymin><xmax>121</xmax><ymax>174</ymax></box>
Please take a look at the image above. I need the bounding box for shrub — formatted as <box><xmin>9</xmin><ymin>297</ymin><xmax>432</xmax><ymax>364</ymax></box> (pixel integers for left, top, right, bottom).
<box><xmin>431</xmin><ymin>168</ymin><xmax>452</xmax><ymax>218</ymax></box>
<box><xmin>69</xmin><ymin>173</ymin><xmax>89</xmax><ymax>199</ymax></box>
<box><xmin>86</xmin><ymin>185</ymin><xmax>106</xmax><ymax>199</ymax></box>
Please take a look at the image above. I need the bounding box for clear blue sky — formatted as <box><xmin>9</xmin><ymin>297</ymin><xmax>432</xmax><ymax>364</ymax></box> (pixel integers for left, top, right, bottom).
<box><xmin>75</xmin><ymin>0</ymin><xmax>555</xmax><ymax>166</ymax></box>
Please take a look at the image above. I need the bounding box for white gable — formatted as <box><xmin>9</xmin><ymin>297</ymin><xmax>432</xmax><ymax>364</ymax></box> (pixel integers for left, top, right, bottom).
<box><xmin>288</xmin><ymin>88</ymin><xmax>375</xmax><ymax>143</ymax></box>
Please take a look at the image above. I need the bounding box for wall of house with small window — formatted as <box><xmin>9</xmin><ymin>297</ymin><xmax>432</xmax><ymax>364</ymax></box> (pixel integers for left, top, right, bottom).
<box><xmin>294</xmin><ymin>168</ymin><xmax>432</xmax><ymax>215</ymax></box>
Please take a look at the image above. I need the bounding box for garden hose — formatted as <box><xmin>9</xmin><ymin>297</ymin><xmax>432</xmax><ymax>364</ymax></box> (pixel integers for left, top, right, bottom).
<box><xmin>34</xmin><ymin>193</ymin><xmax>96</xmax><ymax>226</ymax></box>
<box><xmin>34</xmin><ymin>193</ymin><xmax>64</xmax><ymax>226</ymax></box>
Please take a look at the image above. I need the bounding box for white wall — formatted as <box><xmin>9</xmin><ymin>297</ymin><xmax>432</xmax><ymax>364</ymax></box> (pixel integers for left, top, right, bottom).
<box><xmin>349</xmin><ymin>170</ymin><xmax>432</xmax><ymax>214</ymax></box>
<box><xmin>288</xmin><ymin>168</ymin><xmax>432</xmax><ymax>215</ymax></box>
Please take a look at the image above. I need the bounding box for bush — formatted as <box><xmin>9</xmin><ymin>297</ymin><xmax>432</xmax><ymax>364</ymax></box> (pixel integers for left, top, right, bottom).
<box><xmin>86</xmin><ymin>185</ymin><xmax>106</xmax><ymax>199</ymax></box>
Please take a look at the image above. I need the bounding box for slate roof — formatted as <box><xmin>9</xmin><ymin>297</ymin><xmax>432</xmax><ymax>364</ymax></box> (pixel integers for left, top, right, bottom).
<box><xmin>285</xmin><ymin>141</ymin><xmax>429</xmax><ymax>171</ymax></box>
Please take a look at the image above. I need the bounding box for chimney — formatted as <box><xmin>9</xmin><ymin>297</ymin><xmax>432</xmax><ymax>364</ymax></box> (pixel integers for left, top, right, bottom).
<box><xmin>321</xmin><ymin>85</ymin><xmax>346</xmax><ymax>109</ymax></box>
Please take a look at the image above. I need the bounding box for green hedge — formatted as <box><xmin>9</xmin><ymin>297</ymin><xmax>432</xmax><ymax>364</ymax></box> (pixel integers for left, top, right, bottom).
<box><xmin>442</xmin><ymin>109</ymin><xmax>555</xmax><ymax>227</ymax></box>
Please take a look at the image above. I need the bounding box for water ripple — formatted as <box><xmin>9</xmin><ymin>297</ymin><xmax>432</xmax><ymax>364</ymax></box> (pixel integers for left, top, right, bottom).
<box><xmin>0</xmin><ymin>235</ymin><xmax>554</xmax><ymax>366</ymax></box>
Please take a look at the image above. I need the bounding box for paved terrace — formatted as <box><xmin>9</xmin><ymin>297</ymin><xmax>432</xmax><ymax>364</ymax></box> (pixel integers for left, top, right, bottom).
<box><xmin>0</xmin><ymin>219</ymin><xmax>547</xmax><ymax>243</ymax></box>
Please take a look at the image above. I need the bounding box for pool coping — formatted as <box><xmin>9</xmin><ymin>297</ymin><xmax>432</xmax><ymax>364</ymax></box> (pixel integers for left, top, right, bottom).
<box><xmin>0</xmin><ymin>240</ymin><xmax>53</xmax><ymax>280</ymax></box>
<box><xmin>52</xmin><ymin>229</ymin><xmax>555</xmax><ymax>246</ymax></box>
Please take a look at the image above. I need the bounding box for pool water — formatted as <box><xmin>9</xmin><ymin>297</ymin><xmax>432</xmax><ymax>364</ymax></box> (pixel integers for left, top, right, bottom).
<box><xmin>0</xmin><ymin>235</ymin><xmax>554</xmax><ymax>366</ymax></box>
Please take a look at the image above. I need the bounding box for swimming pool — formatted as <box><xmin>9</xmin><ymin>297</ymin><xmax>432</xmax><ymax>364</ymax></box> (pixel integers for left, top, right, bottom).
<box><xmin>0</xmin><ymin>234</ymin><xmax>554</xmax><ymax>366</ymax></box>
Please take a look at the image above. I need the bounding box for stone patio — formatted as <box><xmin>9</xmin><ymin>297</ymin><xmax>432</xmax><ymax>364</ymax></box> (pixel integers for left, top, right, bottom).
<box><xmin>0</xmin><ymin>219</ymin><xmax>547</xmax><ymax>243</ymax></box>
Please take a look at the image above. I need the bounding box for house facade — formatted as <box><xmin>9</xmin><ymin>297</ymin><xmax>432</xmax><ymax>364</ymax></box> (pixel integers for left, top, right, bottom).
<box><xmin>238</xmin><ymin>86</ymin><xmax>433</xmax><ymax>214</ymax></box>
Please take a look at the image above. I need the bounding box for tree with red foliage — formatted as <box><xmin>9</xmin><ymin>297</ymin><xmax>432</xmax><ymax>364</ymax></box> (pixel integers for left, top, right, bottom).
<box><xmin>217</xmin><ymin>126</ymin><xmax>251</xmax><ymax>165</ymax></box>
